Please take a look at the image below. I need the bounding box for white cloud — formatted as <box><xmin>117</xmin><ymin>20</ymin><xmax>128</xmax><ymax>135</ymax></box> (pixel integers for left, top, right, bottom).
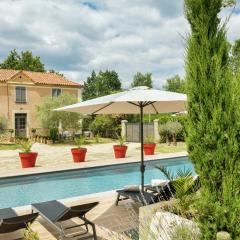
<box><xmin>0</xmin><ymin>0</ymin><xmax>239</xmax><ymax>88</ymax></box>
<box><xmin>228</xmin><ymin>13</ymin><xmax>240</xmax><ymax>42</ymax></box>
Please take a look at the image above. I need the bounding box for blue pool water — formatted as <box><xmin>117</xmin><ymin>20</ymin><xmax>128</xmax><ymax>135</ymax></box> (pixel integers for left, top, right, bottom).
<box><xmin>0</xmin><ymin>157</ymin><xmax>194</xmax><ymax>208</ymax></box>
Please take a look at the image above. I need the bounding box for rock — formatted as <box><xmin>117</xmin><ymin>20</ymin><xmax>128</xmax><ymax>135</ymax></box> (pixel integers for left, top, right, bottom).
<box><xmin>216</xmin><ymin>231</ymin><xmax>231</xmax><ymax>240</ymax></box>
<box><xmin>146</xmin><ymin>211</ymin><xmax>200</xmax><ymax>240</ymax></box>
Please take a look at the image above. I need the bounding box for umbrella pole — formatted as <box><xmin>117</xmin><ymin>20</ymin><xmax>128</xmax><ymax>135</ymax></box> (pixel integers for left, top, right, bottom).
<box><xmin>140</xmin><ymin>103</ymin><xmax>145</xmax><ymax>192</ymax></box>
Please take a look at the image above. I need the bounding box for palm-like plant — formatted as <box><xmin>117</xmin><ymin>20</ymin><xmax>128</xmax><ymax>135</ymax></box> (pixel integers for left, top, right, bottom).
<box><xmin>74</xmin><ymin>136</ymin><xmax>85</xmax><ymax>149</ymax></box>
<box><xmin>18</xmin><ymin>139</ymin><xmax>33</xmax><ymax>153</ymax></box>
<box><xmin>117</xmin><ymin>135</ymin><xmax>126</xmax><ymax>146</ymax></box>
<box><xmin>156</xmin><ymin>165</ymin><xmax>200</xmax><ymax>218</ymax></box>
<box><xmin>144</xmin><ymin>135</ymin><xmax>154</xmax><ymax>144</ymax></box>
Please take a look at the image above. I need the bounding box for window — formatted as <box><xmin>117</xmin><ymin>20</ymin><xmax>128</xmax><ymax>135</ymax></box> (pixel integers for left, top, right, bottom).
<box><xmin>16</xmin><ymin>86</ymin><xmax>26</xmax><ymax>103</ymax></box>
<box><xmin>52</xmin><ymin>88</ymin><xmax>61</xmax><ymax>97</ymax></box>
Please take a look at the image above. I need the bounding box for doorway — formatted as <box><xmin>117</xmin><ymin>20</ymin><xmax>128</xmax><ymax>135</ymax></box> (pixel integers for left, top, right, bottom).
<box><xmin>15</xmin><ymin>113</ymin><xmax>27</xmax><ymax>137</ymax></box>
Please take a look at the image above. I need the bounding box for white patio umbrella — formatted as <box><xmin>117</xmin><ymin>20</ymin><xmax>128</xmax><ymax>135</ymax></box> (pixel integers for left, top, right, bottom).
<box><xmin>55</xmin><ymin>86</ymin><xmax>187</xmax><ymax>192</ymax></box>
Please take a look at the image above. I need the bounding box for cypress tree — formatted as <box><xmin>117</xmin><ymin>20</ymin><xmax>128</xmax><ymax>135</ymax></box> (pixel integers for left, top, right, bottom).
<box><xmin>184</xmin><ymin>0</ymin><xmax>240</xmax><ymax>238</ymax></box>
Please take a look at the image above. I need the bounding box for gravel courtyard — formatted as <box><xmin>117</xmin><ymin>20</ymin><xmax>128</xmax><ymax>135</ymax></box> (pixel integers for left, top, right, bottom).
<box><xmin>0</xmin><ymin>142</ymin><xmax>187</xmax><ymax>177</ymax></box>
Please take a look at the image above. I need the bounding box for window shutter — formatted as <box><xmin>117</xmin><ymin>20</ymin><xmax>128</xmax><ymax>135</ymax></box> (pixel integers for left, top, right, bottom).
<box><xmin>16</xmin><ymin>87</ymin><xmax>26</xmax><ymax>103</ymax></box>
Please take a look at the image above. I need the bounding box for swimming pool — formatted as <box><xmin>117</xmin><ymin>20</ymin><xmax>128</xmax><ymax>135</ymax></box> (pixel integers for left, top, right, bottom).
<box><xmin>0</xmin><ymin>156</ymin><xmax>193</xmax><ymax>208</ymax></box>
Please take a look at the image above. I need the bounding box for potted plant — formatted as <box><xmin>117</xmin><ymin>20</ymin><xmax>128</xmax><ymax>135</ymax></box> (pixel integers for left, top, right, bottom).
<box><xmin>9</xmin><ymin>129</ymin><xmax>15</xmax><ymax>142</ymax></box>
<box><xmin>46</xmin><ymin>137</ymin><xmax>53</xmax><ymax>145</ymax></box>
<box><xmin>31</xmin><ymin>128</ymin><xmax>36</xmax><ymax>140</ymax></box>
<box><xmin>18</xmin><ymin>140</ymin><xmax>38</xmax><ymax>168</ymax></box>
<box><xmin>144</xmin><ymin>135</ymin><xmax>156</xmax><ymax>155</ymax></box>
<box><xmin>71</xmin><ymin>136</ymin><xmax>87</xmax><ymax>162</ymax></box>
<box><xmin>113</xmin><ymin>136</ymin><xmax>128</xmax><ymax>159</ymax></box>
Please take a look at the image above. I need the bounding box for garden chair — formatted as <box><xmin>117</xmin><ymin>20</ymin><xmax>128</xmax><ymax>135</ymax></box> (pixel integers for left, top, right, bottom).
<box><xmin>32</xmin><ymin>200</ymin><xmax>98</xmax><ymax>240</ymax></box>
<box><xmin>0</xmin><ymin>207</ymin><xmax>38</xmax><ymax>234</ymax></box>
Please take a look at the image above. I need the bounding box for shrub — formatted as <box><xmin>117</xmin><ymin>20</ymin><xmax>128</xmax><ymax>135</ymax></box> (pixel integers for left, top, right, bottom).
<box><xmin>170</xmin><ymin>224</ymin><xmax>201</xmax><ymax>240</ymax></box>
<box><xmin>31</xmin><ymin>128</ymin><xmax>36</xmax><ymax>134</ymax></box>
<box><xmin>23</xmin><ymin>224</ymin><xmax>39</xmax><ymax>240</ymax></box>
<box><xmin>159</xmin><ymin>123</ymin><xmax>169</xmax><ymax>143</ymax></box>
<box><xmin>159</xmin><ymin>121</ymin><xmax>183</xmax><ymax>145</ymax></box>
<box><xmin>0</xmin><ymin>115</ymin><xmax>7</xmax><ymax>133</ymax></box>
<box><xmin>9</xmin><ymin>129</ymin><xmax>14</xmax><ymax>136</ymax></box>
<box><xmin>165</xmin><ymin>121</ymin><xmax>183</xmax><ymax>145</ymax></box>
<box><xmin>49</xmin><ymin>128</ymin><xmax>58</xmax><ymax>143</ymax></box>
<box><xmin>157</xmin><ymin>114</ymin><xmax>186</xmax><ymax>142</ymax></box>
<box><xmin>94</xmin><ymin>134</ymin><xmax>101</xmax><ymax>143</ymax></box>
<box><xmin>89</xmin><ymin>115</ymin><xmax>120</xmax><ymax>138</ymax></box>
<box><xmin>82</xmin><ymin>116</ymin><xmax>94</xmax><ymax>131</ymax></box>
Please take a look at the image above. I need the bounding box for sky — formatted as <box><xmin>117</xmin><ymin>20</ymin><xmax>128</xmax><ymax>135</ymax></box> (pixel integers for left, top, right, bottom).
<box><xmin>0</xmin><ymin>0</ymin><xmax>239</xmax><ymax>88</ymax></box>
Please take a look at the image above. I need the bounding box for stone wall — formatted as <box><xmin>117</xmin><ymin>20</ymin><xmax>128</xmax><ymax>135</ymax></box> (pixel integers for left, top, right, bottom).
<box><xmin>0</xmin><ymin>130</ymin><xmax>12</xmax><ymax>143</ymax></box>
<box><xmin>139</xmin><ymin>202</ymin><xmax>200</xmax><ymax>240</ymax></box>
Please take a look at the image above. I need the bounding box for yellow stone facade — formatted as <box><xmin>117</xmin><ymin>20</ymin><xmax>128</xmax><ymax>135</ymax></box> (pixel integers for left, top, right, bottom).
<box><xmin>0</xmin><ymin>72</ymin><xmax>81</xmax><ymax>137</ymax></box>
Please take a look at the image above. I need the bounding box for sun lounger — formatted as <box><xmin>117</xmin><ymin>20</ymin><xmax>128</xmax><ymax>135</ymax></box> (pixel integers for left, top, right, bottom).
<box><xmin>32</xmin><ymin>200</ymin><xmax>98</xmax><ymax>240</ymax></box>
<box><xmin>145</xmin><ymin>183</ymin><xmax>174</xmax><ymax>200</ymax></box>
<box><xmin>115</xmin><ymin>189</ymin><xmax>158</xmax><ymax>206</ymax></box>
<box><xmin>145</xmin><ymin>175</ymin><xmax>200</xmax><ymax>197</ymax></box>
<box><xmin>0</xmin><ymin>207</ymin><xmax>38</xmax><ymax>234</ymax></box>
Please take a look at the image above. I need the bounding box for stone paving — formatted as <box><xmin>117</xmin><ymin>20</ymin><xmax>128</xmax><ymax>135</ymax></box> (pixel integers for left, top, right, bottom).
<box><xmin>0</xmin><ymin>191</ymin><xmax>138</xmax><ymax>240</ymax></box>
<box><xmin>0</xmin><ymin>142</ymin><xmax>187</xmax><ymax>177</ymax></box>
<box><xmin>0</xmin><ymin>143</ymin><xmax>187</xmax><ymax>239</ymax></box>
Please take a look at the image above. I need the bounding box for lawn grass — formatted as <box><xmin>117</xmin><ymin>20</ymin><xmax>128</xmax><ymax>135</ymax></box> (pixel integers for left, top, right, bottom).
<box><xmin>52</xmin><ymin>137</ymin><xmax>115</xmax><ymax>146</ymax></box>
<box><xmin>0</xmin><ymin>144</ymin><xmax>19</xmax><ymax>150</ymax></box>
<box><xmin>82</xmin><ymin>137</ymin><xmax>115</xmax><ymax>145</ymax></box>
<box><xmin>155</xmin><ymin>142</ymin><xmax>187</xmax><ymax>153</ymax></box>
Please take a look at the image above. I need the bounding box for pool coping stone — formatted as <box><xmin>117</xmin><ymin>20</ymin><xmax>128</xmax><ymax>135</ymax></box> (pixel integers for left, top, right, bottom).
<box><xmin>0</xmin><ymin>152</ymin><xmax>187</xmax><ymax>179</ymax></box>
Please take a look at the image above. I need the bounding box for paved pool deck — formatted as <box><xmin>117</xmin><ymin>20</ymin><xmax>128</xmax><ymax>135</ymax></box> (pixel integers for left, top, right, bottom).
<box><xmin>0</xmin><ymin>142</ymin><xmax>187</xmax><ymax>178</ymax></box>
<box><xmin>0</xmin><ymin>191</ymin><xmax>139</xmax><ymax>240</ymax></box>
<box><xmin>0</xmin><ymin>143</ymin><xmax>187</xmax><ymax>239</ymax></box>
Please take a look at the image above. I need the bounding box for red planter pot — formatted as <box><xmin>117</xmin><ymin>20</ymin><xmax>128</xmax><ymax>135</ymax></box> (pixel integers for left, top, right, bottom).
<box><xmin>143</xmin><ymin>143</ymin><xmax>156</xmax><ymax>155</ymax></box>
<box><xmin>113</xmin><ymin>145</ymin><xmax>128</xmax><ymax>159</ymax></box>
<box><xmin>71</xmin><ymin>148</ymin><xmax>87</xmax><ymax>162</ymax></box>
<box><xmin>19</xmin><ymin>152</ymin><xmax>38</xmax><ymax>168</ymax></box>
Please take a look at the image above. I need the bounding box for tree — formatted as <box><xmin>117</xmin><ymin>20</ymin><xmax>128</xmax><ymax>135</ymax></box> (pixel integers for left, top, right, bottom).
<box><xmin>82</xmin><ymin>70</ymin><xmax>122</xmax><ymax>100</ymax></box>
<box><xmin>48</xmin><ymin>69</ymin><xmax>64</xmax><ymax>77</ymax></box>
<box><xmin>131</xmin><ymin>72</ymin><xmax>152</xmax><ymax>88</ymax></box>
<box><xmin>0</xmin><ymin>49</ymin><xmax>19</xmax><ymax>69</ymax></box>
<box><xmin>231</xmin><ymin>39</ymin><xmax>240</xmax><ymax>77</ymax></box>
<box><xmin>163</xmin><ymin>75</ymin><xmax>186</xmax><ymax>93</ymax></box>
<box><xmin>0</xmin><ymin>49</ymin><xmax>45</xmax><ymax>72</ymax></box>
<box><xmin>89</xmin><ymin>115</ymin><xmax>121</xmax><ymax>138</ymax></box>
<box><xmin>37</xmin><ymin>94</ymin><xmax>80</xmax><ymax>130</ymax></box>
<box><xmin>98</xmin><ymin>70</ymin><xmax>121</xmax><ymax>94</ymax></box>
<box><xmin>185</xmin><ymin>0</ymin><xmax>239</xmax><ymax>238</ymax></box>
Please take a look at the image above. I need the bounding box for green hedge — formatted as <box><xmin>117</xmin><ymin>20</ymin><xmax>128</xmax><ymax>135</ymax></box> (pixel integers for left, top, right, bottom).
<box><xmin>89</xmin><ymin>115</ymin><xmax>121</xmax><ymax>138</ymax></box>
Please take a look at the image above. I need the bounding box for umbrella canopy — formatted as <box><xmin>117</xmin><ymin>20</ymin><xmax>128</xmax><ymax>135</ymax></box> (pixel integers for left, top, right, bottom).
<box><xmin>56</xmin><ymin>86</ymin><xmax>186</xmax><ymax>114</ymax></box>
<box><xmin>55</xmin><ymin>86</ymin><xmax>187</xmax><ymax>192</ymax></box>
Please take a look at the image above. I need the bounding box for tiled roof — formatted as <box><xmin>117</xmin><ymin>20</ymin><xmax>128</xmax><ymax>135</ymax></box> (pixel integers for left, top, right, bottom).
<box><xmin>0</xmin><ymin>69</ymin><xmax>19</xmax><ymax>81</ymax></box>
<box><xmin>0</xmin><ymin>69</ymin><xmax>81</xmax><ymax>87</ymax></box>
